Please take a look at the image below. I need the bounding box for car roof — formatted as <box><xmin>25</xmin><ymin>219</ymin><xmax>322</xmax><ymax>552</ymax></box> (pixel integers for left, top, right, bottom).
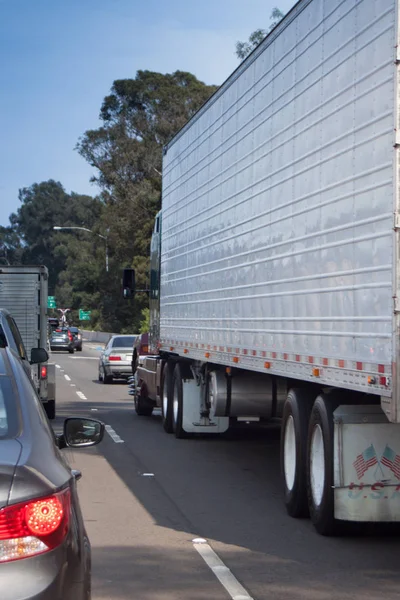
<box><xmin>110</xmin><ymin>334</ymin><xmax>137</xmax><ymax>338</ymax></box>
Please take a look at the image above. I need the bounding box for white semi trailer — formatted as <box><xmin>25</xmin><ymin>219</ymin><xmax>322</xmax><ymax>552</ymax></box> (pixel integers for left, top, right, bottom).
<box><xmin>124</xmin><ymin>0</ymin><xmax>400</xmax><ymax>534</ymax></box>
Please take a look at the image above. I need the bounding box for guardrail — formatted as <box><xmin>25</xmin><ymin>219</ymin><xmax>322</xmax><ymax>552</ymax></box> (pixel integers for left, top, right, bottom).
<box><xmin>81</xmin><ymin>330</ymin><xmax>116</xmax><ymax>344</ymax></box>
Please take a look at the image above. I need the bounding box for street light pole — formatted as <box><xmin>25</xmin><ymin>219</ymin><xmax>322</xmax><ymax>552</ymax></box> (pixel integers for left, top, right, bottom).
<box><xmin>53</xmin><ymin>226</ymin><xmax>109</xmax><ymax>272</ymax></box>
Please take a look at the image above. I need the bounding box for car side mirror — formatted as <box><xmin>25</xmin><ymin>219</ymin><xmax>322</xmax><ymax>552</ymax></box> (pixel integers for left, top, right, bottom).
<box><xmin>122</xmin><ymin>268</ymin><xmax>135</xmax><ymax>298</ymax></box>
<box><xmin>30</xmin><ymin>347</ymin><xmax>49</xmax><ymax>364</ymax></box>
<box><xmin>61</xmin><ymin>418</ymin><xmax>105</xmax><ymax>448</ymax></box>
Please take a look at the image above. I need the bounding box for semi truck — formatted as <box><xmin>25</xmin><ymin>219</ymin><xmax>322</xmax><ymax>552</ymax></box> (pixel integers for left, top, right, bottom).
<box><xmin>123</xmin><ymin>0</ymin><xmax>400</xmax><ymax>534</ymax></box>
<box><xmin>0</xmin><ymin>265</ymin><xmax>56</xmax><ymax>418</ymax></box>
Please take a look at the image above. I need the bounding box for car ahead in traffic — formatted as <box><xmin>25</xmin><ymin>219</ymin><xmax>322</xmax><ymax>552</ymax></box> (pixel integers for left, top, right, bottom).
<box><xmin>131</xmin><ymin>332</ymin><xmax>149</xmax><ymax>376</ymax></box>
<box><xmin>0</xmin><ymin>309</ymin><xmax>54</xmax><ymax>417</ymax></box>
<box><xmin>49</xmin><ymin>327</ymin><xmax>75</xmax><ymax>354</ymax></box>
<box><xmin>69</xmin><ymin>327</ymin><xmax>83</xmax><ymax>352</ymax></box>
<box><xmin>0</xmin><ymin>309</ymin><xmax>49</xmax><ymax>384</ymax></box>
<box><xmin>98</xmin><ymin>334</ymin><xmax>138</xmax><ymax>384</ymax></box>
<box><xmin>0</xmin><ymin>346</ymin><xmax>104</xmax><ymax>600</ymax></box>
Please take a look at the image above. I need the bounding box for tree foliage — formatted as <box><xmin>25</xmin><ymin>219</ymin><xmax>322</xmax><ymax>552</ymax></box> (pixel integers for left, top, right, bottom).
<box><xmin>235</xmin><ymin>8</ymin><xmax>285</xmax><ymax>60</ymax></box>
<box><xmin>75</xmin><ymin>70</ymin><xmax>217</xmax><ymax>332</ymax></box>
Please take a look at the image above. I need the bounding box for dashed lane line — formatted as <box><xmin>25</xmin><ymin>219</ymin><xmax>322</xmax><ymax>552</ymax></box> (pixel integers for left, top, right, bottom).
<box><xmin>55</xmin><ymin>364</ymin><xmax>61</xmax><ymax>369</ymax></box>
<box><xmin>105</xmin><ymin>425</ymin><xmax>124</xmax><ymax>444</ymax></box>
<box><xmin>193</xmin><ymin>538</ymin><xmax>254</xmax><ymax>600</ymax></box>
<box><xmin>76</xmin><ymin>391</ymin><xmax>87</xmax><ymax>400</ymax></box>
<box><xmin>64</xmin><ymin>374</ymin><xmax>71</xmax><ymax>381</ymax></box>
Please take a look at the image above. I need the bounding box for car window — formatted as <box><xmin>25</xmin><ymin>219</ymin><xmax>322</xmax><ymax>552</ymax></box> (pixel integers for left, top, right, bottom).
<box><xmin>6</xmin><ymin>317</ymin><xmax>28</xmax><ymax>360</ymax></box>
<box><xmin>69</xmin><ymin>327</ymin><xmax>79</xmax><ymax>333</ymax></box>
<box><xmin>1</xmin><ymin>318</ymin><xmax>26</xmax><ymax>360</ymax></box>
<box><xmin>0</xmin><ymin>376</ymin><xmax>20</xmax><ymax>438</ymax></box>
<box><xmin>112</xmin><ymin>336</ymin><xmax>136</xmax><ymax>348</ymax></box>
<box><xmin>0</xmin><ymin>325</ymin><xmax>7</xmax><ymax>348</ymax></box>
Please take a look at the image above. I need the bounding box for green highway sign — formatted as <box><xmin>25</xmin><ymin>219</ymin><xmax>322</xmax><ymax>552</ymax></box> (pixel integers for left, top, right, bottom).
<box><xmin>48</xmin><ymin>296</ymin><xmax>56</xmax><ymax>309</ymax></box>
<box><xmin>79</xmin><ymin>309</ymin><xmax>91</xmax><ymax>321</ymax></box>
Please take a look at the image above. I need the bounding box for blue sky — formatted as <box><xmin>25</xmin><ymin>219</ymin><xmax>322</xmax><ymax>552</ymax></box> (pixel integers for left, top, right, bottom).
<box><xmin>0</xmin><ymin>0</ymin><xmax>295</xmax><ymax>226</ymax></box>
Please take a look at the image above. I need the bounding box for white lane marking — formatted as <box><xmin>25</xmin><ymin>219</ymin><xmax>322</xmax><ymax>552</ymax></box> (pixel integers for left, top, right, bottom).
<box><xmin>193</xmin><ymin>539</ymin><xmax>254</xmax><ymax>600</ymax></box>
<box><xmin>56</xmin><ymin>364</ymin><xmax>61</xmax><ymax>369</ymax></box>
<box><xmin>105</xmin><ymin>425</ymin><xmax>124</xmax><ymax>444</ymax></box>
<box><xmin>70</xmin><ymin>384</ymin><xmax>76</xmax><ymax>387</ymax></box>
<box><xmin>64</xmin><ymin>374</ymin><xmax>71</xmax><ymax>381</ymax></box>
<box><xmin>91</xmin><ymin>408</ymin><xmax>98</xmax><ymax>411</ymax></box>
<box><xmin>76</xmin><ymin>391</ymin><xmax>87</xmax><ymax>400</ymax></box>
<box><xmin>141</xmin><ymin>473</ymin><xmax>154</xmax><ymax>477</ymax></box>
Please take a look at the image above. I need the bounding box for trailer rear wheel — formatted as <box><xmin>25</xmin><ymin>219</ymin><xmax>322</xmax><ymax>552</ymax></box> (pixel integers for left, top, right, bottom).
<box><xmin>45</xmin><ymin>399</ymin><xmax>56</xmax><ymax>420</ymax></box>
<box><xmin>161</xmin><ymin>362</ymin><xmax>173</xmax><ymax>433</ymax></box>
<box><xmin>135</xmin><ymin>390</ymin><xmax>154</xmax><ymax>417</ymax></box>
<box><xmin>307</xmin><ymin>394</ymin><xmax>339</xmax><ymax>536</ymax></box>
<box><xmin>172</xmin><ymin>363</ymin><xmax>187</xmax><ymax>439</ymax></box>
<box><xmin>281</xmin><ymin>389</ymin><xmax>313</xmax><ymax>518</ymax></box>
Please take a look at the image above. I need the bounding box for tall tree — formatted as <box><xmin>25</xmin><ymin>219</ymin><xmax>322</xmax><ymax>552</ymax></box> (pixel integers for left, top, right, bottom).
<box><xmin>8</xmin><ymin>180</ymin><xmax>103</xmax><ymax>291</ymax></box>
<box><xmin>0</xmin><ymin>225</ymin><xmax>22</xmax><ymax>265</ymax></box>
<box><xmin>77</xmin><ymin>70</ymin><xmax>217</xmax><ymax>333</ymax></box>
<box><xmin>235</xmin><ymin>8</ymin><xmax>285</xmax><ymax>60</ymax></box>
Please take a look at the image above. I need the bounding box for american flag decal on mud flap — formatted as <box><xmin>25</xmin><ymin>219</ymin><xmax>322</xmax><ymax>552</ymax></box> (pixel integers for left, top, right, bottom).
<box><xmin>353</xmin><ymin>444</ymin><xmax>378</xmax><ymax>479</ymax></box>
<box><xmin>380</xmin><ymin>445</ymin><xmax>400</xmax><ymax>480</ymax></box>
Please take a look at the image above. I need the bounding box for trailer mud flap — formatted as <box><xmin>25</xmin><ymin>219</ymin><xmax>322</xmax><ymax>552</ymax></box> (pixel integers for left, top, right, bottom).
<box><xmin>182</xmin><ymin>379</ymin><xmax>229</xmax><ymax>434</ymax></box>
<box><xmin>334</xmin><ymin>405</ymin><xmax>400</xmax><ymax>521</ymax></box>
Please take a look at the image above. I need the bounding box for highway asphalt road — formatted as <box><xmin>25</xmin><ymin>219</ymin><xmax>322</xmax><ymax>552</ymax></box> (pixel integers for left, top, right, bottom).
<box><xmin>51</xmin><ymin>343</ymin><xmax>400</xmax><ymax>600</ymax></box>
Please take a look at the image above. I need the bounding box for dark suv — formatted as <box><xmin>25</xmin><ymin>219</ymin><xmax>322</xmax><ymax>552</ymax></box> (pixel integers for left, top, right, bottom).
<box><xmin>68</xmin><ymin>327</ymin><xmax>83</xmax><ymax>351</ymax></box>
<box><xmin>131</xmin><ymin>332</ymin><xmax>149</xmax><ymax>375</ymax></box>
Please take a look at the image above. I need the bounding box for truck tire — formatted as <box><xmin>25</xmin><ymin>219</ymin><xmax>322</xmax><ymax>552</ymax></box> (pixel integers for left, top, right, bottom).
<box><xmin>161</xmin><ymin>362</ymin><xmax>173</xmax><ymax>433</ymax></box>
<box><xmin>46</xmin><ymin>399</ymin><xmax>56</xmax><ymax>420</ymax></box>
<box><xmin>172</xmin><ymin>363</ymin><xmax>187</xmax><ymax>439</ymax></box>
<box><xmin>135</xmin><ymin>390</ymin><xmax>154</xmax><ymax>416</ymax></box>
<box><xmin>306</xmin><ymin>393</ymin><xmax>340</xmax><ymax>535</ymax></box>
<box><xmin>280</xmin><ymin>388</ymin><xmax>314</xmax><ymax>518</ymax></box>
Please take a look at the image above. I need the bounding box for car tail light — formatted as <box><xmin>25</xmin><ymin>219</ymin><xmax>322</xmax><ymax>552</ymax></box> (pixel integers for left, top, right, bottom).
<box><xmin>0</xmin><ymin>488</ymin><xmax>70</xmax><ymax>563</ymax></box>
<box><xmin>78</xmin><ymin>334</ymin><xmax>82</xmax><ymax>340</ymax></box>
<box><xmin>40</xmin><ymin>366</ymin><xmax>47</xmax><ymax>379</ymax></box>
<box><xmin>109</xmin><ymin>356</ymin><xmax>121</xmax><ymax>361</ymax></box>
<box><xmin>68</xmin><ymin>332</ymin><xmax>73</xmax><ymax>341</ymax></box>
<box><xmin>142</xmin><ymin>345</ymin><xmax>149</xmax><ymax>354</ymax></box>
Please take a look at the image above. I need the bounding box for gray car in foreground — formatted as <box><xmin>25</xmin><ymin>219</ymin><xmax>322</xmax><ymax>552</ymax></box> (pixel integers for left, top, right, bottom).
<box><xmin>98</xmin><ymin>334</ymin><xmax>138</xmax><ymax>383</ymax></box>
<box><xmin>0</xmin><ymin>347</ymin><xmax>104</xmax><ymax>600</ymax></box>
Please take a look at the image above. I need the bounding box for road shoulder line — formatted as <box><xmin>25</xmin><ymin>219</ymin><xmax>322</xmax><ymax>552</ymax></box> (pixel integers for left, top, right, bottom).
<box><xmin>193</xmin><ymin>538</ymin><xmax>254</xmax><ymax>600</ymax></box>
